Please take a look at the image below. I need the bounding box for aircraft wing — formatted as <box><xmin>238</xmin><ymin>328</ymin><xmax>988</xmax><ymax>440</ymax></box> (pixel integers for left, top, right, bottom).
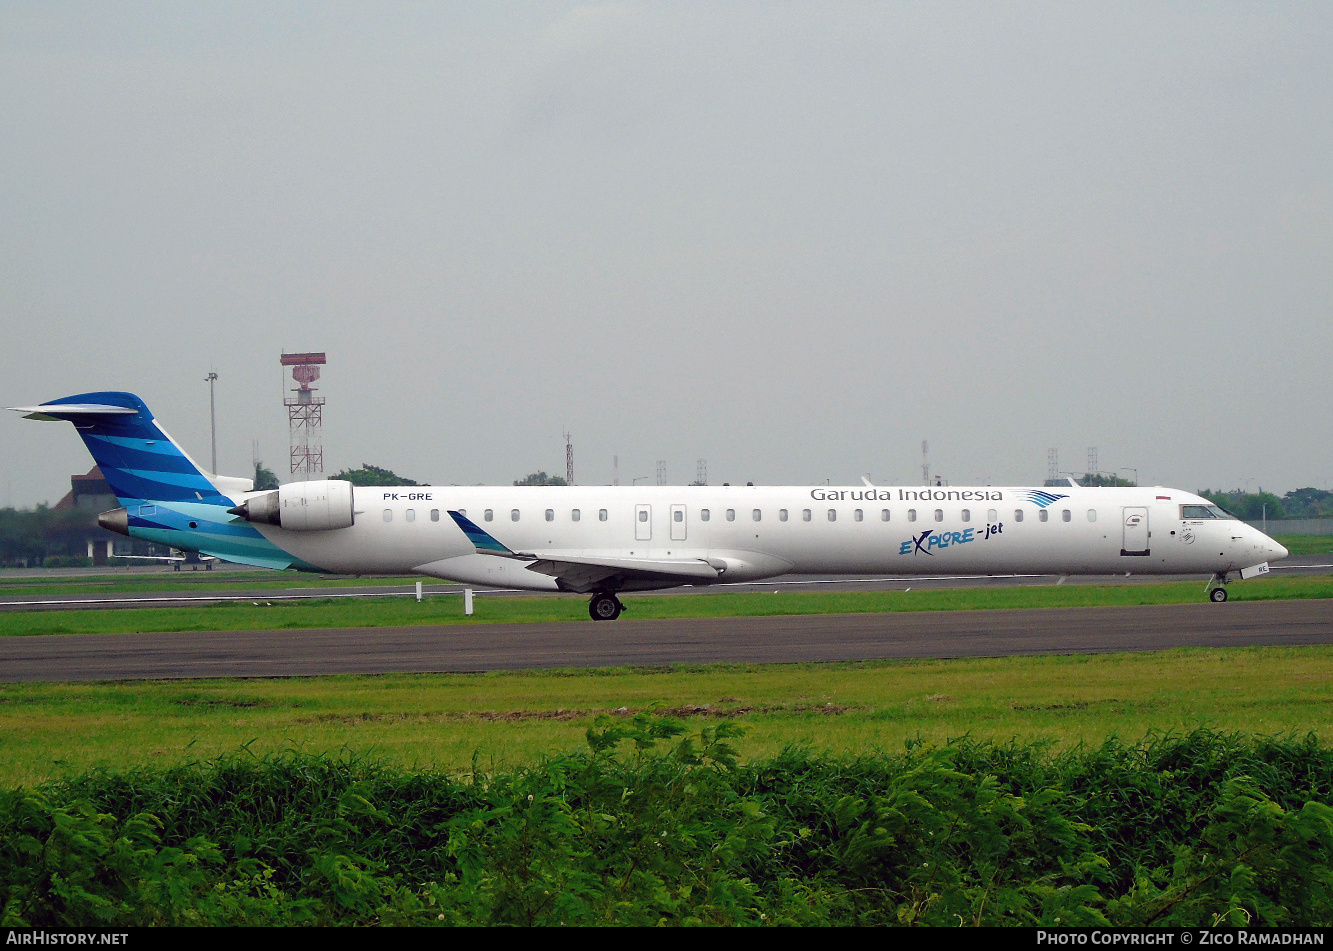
<box><xmin>522</xmin><ymin>553</ymin><xmax>718</xmax><ymax>592</ymax></box>
<box><xmin>446</xmin><ymin>510</ymin><xmax>719</xmax><ymax>593</ymax></box>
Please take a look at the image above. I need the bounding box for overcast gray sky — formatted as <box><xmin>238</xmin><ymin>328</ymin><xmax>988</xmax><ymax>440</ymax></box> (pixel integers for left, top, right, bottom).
<box><xmin>3</xmin><ymin>1</ymin><xmax>1330</xmax><ymax>506</ymax></box>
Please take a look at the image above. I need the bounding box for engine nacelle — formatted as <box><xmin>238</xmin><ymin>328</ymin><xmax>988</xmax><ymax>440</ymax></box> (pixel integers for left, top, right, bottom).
<box><xmin>229</xmin><ymin>480</ymin><xmax>355</xmax><ymax>531</ymax></box>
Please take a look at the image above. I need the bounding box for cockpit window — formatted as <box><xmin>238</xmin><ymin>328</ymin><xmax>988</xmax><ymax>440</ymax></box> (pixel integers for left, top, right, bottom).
<box><xmin>1180</xmin><ymin>504</ymin><xmax>1234</xmax><ymax>520</ymax></box>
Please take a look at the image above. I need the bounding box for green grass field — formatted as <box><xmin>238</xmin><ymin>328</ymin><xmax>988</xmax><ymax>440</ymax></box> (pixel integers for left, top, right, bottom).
<box><xmin>0</xmin><ymin>570</ymin><xmax>417</xmax><ymax>597</ymax></box>
<box><xmin>5</xmin><ymin>561</ymin><xmax>1331</xmax><ymax>924</ymax></box>
<box><xmin>1274</xmin><ymin>533</ymin><xmax>1333</xmax><ymax>555</ymax></box>
<box><xmin>4</xmin><ymin>645</ymin><xmax>1333</xmax><ymax>788</ymax></box>
<box><xmin>2</xmin><ymin>572</ymin><xmax>1331</xmax><ymax>637</ymax></box>
<box><xmin>1</xmin><ymin>571</ymin><xmax>1329</xmax><ymax>788</ymax></box>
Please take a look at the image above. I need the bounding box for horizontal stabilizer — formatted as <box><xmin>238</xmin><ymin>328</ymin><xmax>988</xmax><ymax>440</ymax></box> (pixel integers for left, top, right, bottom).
<box><xmin>11</xmin><ymin>403</ymin><xmax>139</xmax><ymax>421</ymax></box>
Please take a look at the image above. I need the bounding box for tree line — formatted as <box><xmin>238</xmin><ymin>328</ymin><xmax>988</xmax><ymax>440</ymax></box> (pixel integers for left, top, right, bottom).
<box><xmin>1199</xmin><ymin>486</ymin><xmax>1333</xmax><ymax>521</ymax></box>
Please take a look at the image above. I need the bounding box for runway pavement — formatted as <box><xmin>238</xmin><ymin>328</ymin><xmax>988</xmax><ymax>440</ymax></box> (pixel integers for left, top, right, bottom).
<box><xmin>0</xmin><ymin>599</ymin><xmax>1329</xmax><ymax>682</ymax></box>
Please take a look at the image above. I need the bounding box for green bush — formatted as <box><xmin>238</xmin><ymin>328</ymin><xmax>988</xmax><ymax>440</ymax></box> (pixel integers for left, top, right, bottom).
<box><xmin>3</xmin><ymin>727</ymin><xmax>1332</xmax><ymax>926</ymax></box>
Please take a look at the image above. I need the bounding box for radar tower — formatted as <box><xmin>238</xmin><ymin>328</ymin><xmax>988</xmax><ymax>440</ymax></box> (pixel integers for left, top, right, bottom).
<box><xmin>281</xmin><ymin>352</ymin><xmax>327</xmax><ymax>476</ymax></box>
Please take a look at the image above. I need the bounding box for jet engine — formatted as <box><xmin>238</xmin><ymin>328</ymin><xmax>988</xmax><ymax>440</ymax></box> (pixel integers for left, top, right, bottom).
<box><xmin>229</xmin><ymin>480</ymin><xmax>355</xmax><ymax>531</ymax></box>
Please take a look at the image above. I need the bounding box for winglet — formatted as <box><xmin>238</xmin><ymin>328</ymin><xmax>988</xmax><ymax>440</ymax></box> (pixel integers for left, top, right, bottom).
<box><xmin>448</xmin><ymin>510</ymin><xmax>526</xmax><ymax>558</ymax></box>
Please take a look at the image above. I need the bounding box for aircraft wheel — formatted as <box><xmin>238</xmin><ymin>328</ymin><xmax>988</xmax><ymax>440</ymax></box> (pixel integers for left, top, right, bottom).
<box><xmin>1210</xmin><ymin>587</ymin><xmax>1228</xmax><ymax>603</ymax></box>
<box><xmin>589</xmin><ymin>594</ymin><xmax>622</xmax><ymax>621</ymax></box>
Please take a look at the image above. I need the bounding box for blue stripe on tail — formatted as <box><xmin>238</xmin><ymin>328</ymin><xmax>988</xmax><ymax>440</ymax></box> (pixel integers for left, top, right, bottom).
<box><xmin>33</xmin><ymin>392</ymin><xmax>230</xmax><ymax>506</ymax></box>
<box><xmin>20</xmin><ymin>391</ymin><xmax>329</xmax><ymax>572</ymax></box>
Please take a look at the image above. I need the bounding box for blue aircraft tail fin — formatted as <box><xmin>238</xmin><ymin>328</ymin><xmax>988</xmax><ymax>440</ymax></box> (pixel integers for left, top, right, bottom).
<box><xmin>12</xmin><ymin>391</ymin><xmax>236</xmax><ymax>506</ymax></box>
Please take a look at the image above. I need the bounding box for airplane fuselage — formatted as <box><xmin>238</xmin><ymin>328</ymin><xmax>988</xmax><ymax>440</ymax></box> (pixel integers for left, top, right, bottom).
<box><xmin>237</xmin><ymin>483</ymin><xmax>1280</xmax><ymax>588</ymax></box>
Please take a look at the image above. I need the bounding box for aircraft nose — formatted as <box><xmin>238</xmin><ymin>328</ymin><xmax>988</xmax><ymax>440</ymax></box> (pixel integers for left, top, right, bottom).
<box><xmin>1273</xmin><ymin>541</ymin><xmax>1289</xmax><ymax>560</ymax></box>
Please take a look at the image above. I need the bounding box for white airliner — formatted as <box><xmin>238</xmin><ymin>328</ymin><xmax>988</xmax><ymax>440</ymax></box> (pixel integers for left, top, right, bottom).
<box><xmin>117</xmin><ymin>549</ymin><xmax>218</xmax><ymax>571</ymax></box>
<box><xmin>14</xmin><ymin>392</ymin><xmax>1286</xmax><ymax>619</ymax></box>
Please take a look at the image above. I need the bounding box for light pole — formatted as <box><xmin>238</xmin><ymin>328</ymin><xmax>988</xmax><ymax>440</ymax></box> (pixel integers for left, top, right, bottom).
<box><xmin>205</xmin><ymin>371</ymin><xmax>218</xmax><ymax>475</ymax></box>
<box><xmin>1118</xmin><ymin>467</ymin><xmax>1138</xmax><ymax>486</ymax></box>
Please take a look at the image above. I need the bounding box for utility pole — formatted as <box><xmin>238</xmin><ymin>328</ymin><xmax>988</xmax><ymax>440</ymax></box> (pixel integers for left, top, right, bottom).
<box><xmin>205</xmin><ymin>371</ymin><xmax>218</xmax><ymax>475</ymax></box>
<box><xmin>564</xmin><ymin>431</ymin><xmax>573</xmax><ymax>485</ymax></box>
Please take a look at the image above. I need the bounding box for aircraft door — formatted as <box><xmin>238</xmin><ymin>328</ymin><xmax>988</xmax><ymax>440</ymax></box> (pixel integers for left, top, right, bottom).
<box><xmin>635</xmin><ymin>504</ymin><xmax>652</xmax><ymax>541</ymax></box>
<box><xmin>1121</xmin><ymin>507</ymin><xmax>1150</xmax><ymax>556</ymax></box>
<box><xmin>670</xmin><ymin>504</ymin><xmax>687</xmax><ymax>541</ymax></box>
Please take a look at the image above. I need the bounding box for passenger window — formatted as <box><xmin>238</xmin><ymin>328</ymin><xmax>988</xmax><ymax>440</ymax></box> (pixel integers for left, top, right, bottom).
<box><xmin>1062</xmin><ymin>509</ymin><xmax>1071</xmax><ymax>522</ymax></box>
<box><xmin>934</xmin><ymin>509</ymin><xmax>944</xmax><ymax>522</ymax></box>
<box><xmin>431</xmin><ymin>509</ymin><xmax>439</xmax><ymax>521</ymax></box>
<box><xmin>802</xmin><ymin>509</ymin><xmax>812</xmax><ymax>522</ymax></box>
<box><xmin>701</xmin><ymin>509</ymin><xmax>710</xmax><ymax>521</ymax></box>
<box><xmin>881</xmin><ymin>509</ymin><xmax>890</xmax><ymax>521</ymax></box>
<box><xmin>1014</xmin><ymin>509</ymin><xmax>1024</xmax><ymax>522</ymax></box>
<box><xmin>1039</xmin><ymin>510</ymin><xmax>1049</xmax><ymax>522</ymax></box>
<box><xmin>961</xmin><ymin>509</ymin><xmax>970</xmax><ymax>522</ymax></box>
<box><xmin>987</xmin><ymin>509</ymin><xmax>997</xmax><ymax>522</ymax></box>
<box><xmin>827</xmin><ymin>509</ymin><xmax>837</xmax><ymax>521</ymax></box>
<box><xmin>779</xmin><ymin>509</ymin><xmax>788</xmax><ymax>521</ymax></box>
<box><xmin>406</xmin><ymin>508</ymin><xmax>416</xmax><ymax>522</ymax></box>
<box><xmin>383</xmin><ymin>509</ymin><xmax>392</xmax><ymax>522</ymax></box>
<box><xmin>752</xmin><ymin>509</ymin><xmax>761</xmax><ymax>521</ymax></box>
<box><xmin>1087</xmin><ymin>509</ymin><xmax>1097</xmax><ymax>522</ymax></box>
<box><xmin>674</xmin><ymin>510</ymin><xmax>684</xmax><ymax>522</ymax></box>
<box><xmin>599</xmin><ymin>509</ymin><xmax>607</xmax><ymax>521</ymax></box>
<box><xmin>511</xmin><ymin>509</ymin><xmax>520</xmax><ymax>522</ymax></box>
<box><xmin>854</xmin><ymin>509</ymin><xmax>863</xmax><ymax>522</ymax></box>
<box><xmin>908</xmin><ymin>509</ymin><xmax>917</xmax><ymax>522</ymax></box>
<box><xmin>572</xmin><ymin>509</ymin><xmax>580</xmax><ymax>521</ymax></box>
<box><xmin>545</xmin><ymin>509</ymin><xmax>554</xmax><ymax>522</ymax></box>
<box><xmin>726</xmin><ymin>509</ymin><xmax>736</xmax><ymax>521</ymax></box>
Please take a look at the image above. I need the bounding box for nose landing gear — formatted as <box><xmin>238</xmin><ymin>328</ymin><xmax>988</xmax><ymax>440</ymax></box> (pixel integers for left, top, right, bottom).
<box><xmin>1206</xmin><ymin>572</ymin><xmax>1229</xmax><ymax>602</ymax></box>
<box><xmin>589</xmin><ymin>593</ymin><xmax>625</xmax><ymax>621</ymax></box>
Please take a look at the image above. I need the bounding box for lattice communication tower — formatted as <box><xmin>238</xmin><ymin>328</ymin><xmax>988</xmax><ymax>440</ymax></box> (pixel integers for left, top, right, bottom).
<box><xmin>281</xmin><ymin>352</ymin><xmax>327</xmax><ymax>476</ymax></box>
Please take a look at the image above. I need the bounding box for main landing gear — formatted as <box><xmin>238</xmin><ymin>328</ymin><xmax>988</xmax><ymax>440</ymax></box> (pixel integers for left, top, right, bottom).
<box><xmin>589</xmin><ymin>593</ymin><xmax>625</xmax><ymax>621</ymax></box>
<box><xmin>1206</xmin><ymin>572</ymin><xmax>1229</xmax><ymax>603</ymax></box>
